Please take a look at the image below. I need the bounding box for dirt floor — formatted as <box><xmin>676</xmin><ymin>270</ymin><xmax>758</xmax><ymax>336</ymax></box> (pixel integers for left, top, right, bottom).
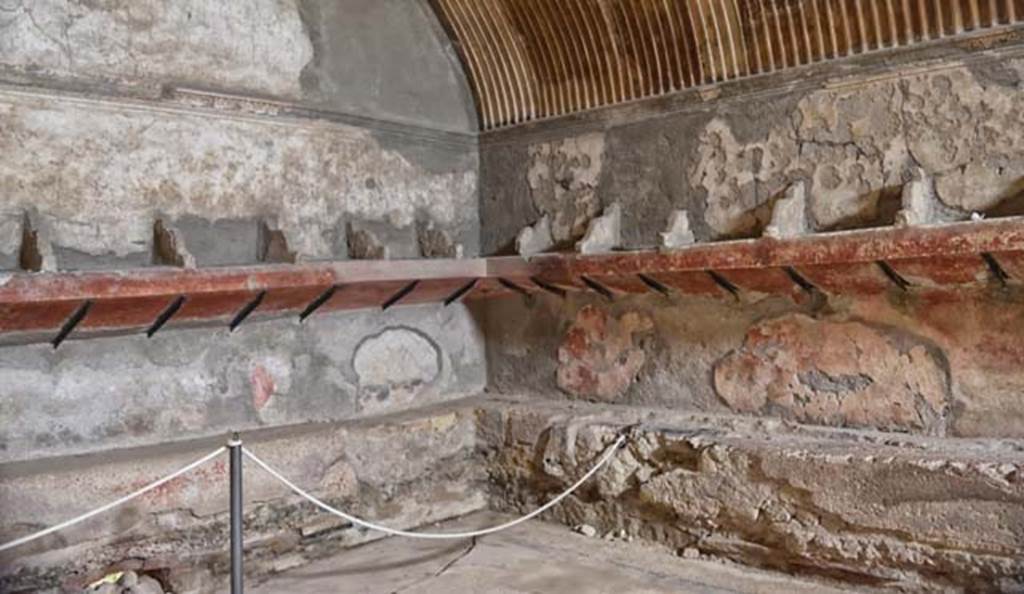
<box><xmin>251</xmin><ymin>513</ymin><xmax>865</xmax><ymax>593</ymax></box>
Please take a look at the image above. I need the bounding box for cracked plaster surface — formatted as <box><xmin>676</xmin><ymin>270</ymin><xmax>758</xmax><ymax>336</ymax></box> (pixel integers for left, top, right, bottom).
<box><xmin>695</xmin><ymin>61</ymin><xmax>1024</xmax><ymax>237</ymax></box>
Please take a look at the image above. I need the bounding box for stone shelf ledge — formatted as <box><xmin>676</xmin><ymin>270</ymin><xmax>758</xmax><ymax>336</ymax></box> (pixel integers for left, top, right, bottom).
<box><xmin>1</xmin><ymin>217</ymin><xmax>1021</xmax><ymax>346</ymax></box>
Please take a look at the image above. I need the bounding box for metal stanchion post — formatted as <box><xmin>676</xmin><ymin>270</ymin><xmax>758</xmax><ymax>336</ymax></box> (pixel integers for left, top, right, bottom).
<box><xmin>228</xmin><ymin>432</ymin><xmax>244</xmax><ymax>594</ymax></box>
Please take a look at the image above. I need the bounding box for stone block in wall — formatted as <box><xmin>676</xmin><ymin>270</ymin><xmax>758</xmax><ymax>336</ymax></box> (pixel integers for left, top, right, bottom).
<box><xmin>482</xmin><ymin>402</ymin><xmax>1024</xmax><ymax>591</ymax></box>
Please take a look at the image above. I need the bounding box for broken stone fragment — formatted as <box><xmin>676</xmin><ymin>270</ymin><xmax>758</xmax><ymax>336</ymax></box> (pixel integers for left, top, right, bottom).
<box><xmin>895</xmin><ymin>169</ymin><xmax>939</xmax><ymax>227</ymax></box>
<box><xmin>0</xmin><ymin>209</ymin><xmax>23</xmax><ymax>271</ymax></box>
<box><xmin>575</xmin><ymin>524</ymin><xmax>598</xmax><ymax>538</ymax></box>
<box><xmin>658</xmin><ymin>210</ymin><xmax>696</xmax><ymax>251</ymax></box>
<box><xmin>576</xmin><ymin>203</ymin><xmax>621</xmax><ymax>255</ymax></box>
<box><xmin>152</xmin><ymin>219</ymin><xmax>196</xmax><ymax>268</ymax></box>
<box><xmin>763</xmin><ymin>181</ymin><xmax>808</xmax><ymax>239</ymax></box>
<box><xmin>346</xmin><ymin>220</ymin><xmax>419</xmax><ymax>260</ymax></box>
<box><xmin>417</xmin><ymin>221</ymin><xmax>463</xmax><ymax>259</ymax></box>
<box><xmin>258</xmin><ymin>220</ymin><xmax>298</xmax><ymax>264</ymax></box>
<box><xmin>19</xmin><ymin>211</ymin><xmax>57</xmax><ymax>272</ymax></box>
<box><xmin>515</xmin><ymin>214</ymin><xmax>555</xmax><ymax>258</ymax></box>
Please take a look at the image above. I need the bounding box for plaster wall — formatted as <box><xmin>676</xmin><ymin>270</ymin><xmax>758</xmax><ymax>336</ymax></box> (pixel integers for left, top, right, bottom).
<box><xmin>480</xmin><ymin>34</ymin><xmax>1024</xmax><ymax>254</ymax></box>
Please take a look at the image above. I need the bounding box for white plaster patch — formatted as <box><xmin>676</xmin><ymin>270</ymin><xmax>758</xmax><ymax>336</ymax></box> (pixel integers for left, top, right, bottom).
<box><xmin>353</xmin><ymin>328</ymin><xmax>440</xmax><ymax>414</ymax></box>
<box><xmin>526</xmin><ymin>132</ymin><xmax>605</xmax><ymax>242</ymax></box>
<box><xmin>0</xmin><ymin>0</ymin><xmax>312</xmax><ymax>97</ymax></box>
<box><xmin>692</xmin><ymin>63</ymin><xmax>1024</xmax><ymax>234</ymax></box>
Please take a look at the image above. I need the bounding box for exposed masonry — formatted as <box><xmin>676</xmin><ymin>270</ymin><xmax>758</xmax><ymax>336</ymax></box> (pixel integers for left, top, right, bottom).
<box><xmin>479</xmin><ymin>401</ymin><xmax>1024</xmax><ymax>591</ymax></box>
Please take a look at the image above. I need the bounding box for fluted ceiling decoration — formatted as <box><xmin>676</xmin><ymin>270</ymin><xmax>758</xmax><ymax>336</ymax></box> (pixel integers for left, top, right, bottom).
<box><xmin>431</xmin><ymin>0</ymin><xmax>1024</xmax><ymax>129</ymax></box>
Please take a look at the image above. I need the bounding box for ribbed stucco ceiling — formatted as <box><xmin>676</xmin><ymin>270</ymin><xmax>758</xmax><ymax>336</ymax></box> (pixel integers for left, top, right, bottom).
<box><xmin>432</xmin><ymin>0</ymin><xmax>1024</xmax><ymax>130</ymax></box>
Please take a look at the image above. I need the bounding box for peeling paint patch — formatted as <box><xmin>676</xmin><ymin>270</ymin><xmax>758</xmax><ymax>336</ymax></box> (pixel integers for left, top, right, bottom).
<box><xmin>526</xmin><ymin>133</ymin><xmax>605</xmax><ymax>244</ymax></box>
<box><xmin>714</xmin><ymin>314</ymin><xmax>950</xmax><ymax>434</ymax></box>
<box><xmin>251</xmin><ymin>365</ymin><xmax>276</xmax><ymax>411</ymax></box>
<box><xmin>353</xmin><ymin>327</ymin><xmax>441</xmax><ymax>414</ymax></box>
<box><xmin>556</xmin><ymin>305</ymin><xmax>653</xmax><ymax>401</ymax></box>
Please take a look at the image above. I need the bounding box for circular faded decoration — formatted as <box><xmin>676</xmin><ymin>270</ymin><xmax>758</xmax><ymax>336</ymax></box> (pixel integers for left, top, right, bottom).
<box><xmin>352</xmin><ymin>327</ymin><xmax>441</xmax><ymax>414</ymax></box>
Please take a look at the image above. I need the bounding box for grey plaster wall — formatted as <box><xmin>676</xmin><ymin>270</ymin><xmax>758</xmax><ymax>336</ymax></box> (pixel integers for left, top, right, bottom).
<box><xmin>0</xmin><ymin>303</ymin><xmax>486</xmax><ymax>463</ymax></box>
<box><xmin>0</xmin><ymin>88</ymin><xmax>478</xmax><ymax>270</ymax></box>
<box><xmin>298</xmin><ymin>0</ymin><xmax>477</xmax><ymax>132</ymax></box>
<box><xmin>479</xmin><ymin>39</ymin><xmax>1024</xmax><ymax>254</ymax></box>
<box><xmin>0</xmin><ymin>0</ymin><xmax>476</xmax><ymax>132</ymax></box>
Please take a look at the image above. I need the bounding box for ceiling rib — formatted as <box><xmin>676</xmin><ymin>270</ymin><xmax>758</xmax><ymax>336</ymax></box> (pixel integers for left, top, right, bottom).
<box><xmin>432</xmin><ymin>0</ymin><xmax>1024</xmax><ymax>130</ymax></box>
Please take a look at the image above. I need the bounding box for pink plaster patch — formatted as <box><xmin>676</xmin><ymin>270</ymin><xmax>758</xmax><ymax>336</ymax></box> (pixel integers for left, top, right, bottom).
<box><xmin>556</xmin><ymin>305</ymin><xmax>653</xmax><ymax>401</ymax></box>
<box><xmin>251</xmin><ymin>364</ymin><xmax>276</xmax><ymax>411</ymax></box>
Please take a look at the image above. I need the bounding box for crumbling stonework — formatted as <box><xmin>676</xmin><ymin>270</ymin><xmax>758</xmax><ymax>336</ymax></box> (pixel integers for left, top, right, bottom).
<box><xmin>0</xmin><ymin>90</ymin><xmax>478</xmax><ymax>267</ymax></box>
<box><xmin>658</xmin><ymin>210</ymin><xmax>696</xmax><ymax>250</ymax></box>
<box><xmin>480</xmin><ymin>45</ymin><xmax>1024</xmax><ymax>251</ymax></box>
<box><xmin>480</xmin><ymin>401</ymin><xmax>1024</xmax><ymax>591</ymax></box>
<box><xmin>515</xmin><ymin>215</ymin><xmax>555</xmax><ymax>258</ymax></box>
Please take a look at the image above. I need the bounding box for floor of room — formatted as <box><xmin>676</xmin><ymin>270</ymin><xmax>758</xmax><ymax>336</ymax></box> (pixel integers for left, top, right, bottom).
<box><xmin>251</xmin><ymin>513</ymin><xmax>863</xmax><ymax>593</ymax></box>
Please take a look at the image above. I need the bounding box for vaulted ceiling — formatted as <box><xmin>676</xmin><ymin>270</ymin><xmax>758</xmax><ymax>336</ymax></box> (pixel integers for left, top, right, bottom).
<box><xmin>431</xmin><ymin>0</ymin><xmax>1024</xmax><ymax>129</ymax></box>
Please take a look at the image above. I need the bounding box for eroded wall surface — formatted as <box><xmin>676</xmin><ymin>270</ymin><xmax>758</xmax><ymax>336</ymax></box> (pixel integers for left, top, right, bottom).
<box><xmin>475</xmin><ymin>31</ymin><xmax>1024</xmax><ymax>591</ymax></box>
<box><xmin>479</xmin><ymin>400</ymin><xmax>1024</xmax><ymax>591</ymax></box>
<box><xmin>480</xmin><ymin>36</ymin><xmax>1024</xmax><ymax>253</ymax></box>
<box><xmin>0</xmin><ymin>2</ymin><xmax>485</xmax><ymax>591</ymax></box>
<box><xmin>1</xmin><ymin>405</ymin><xmax>485</xmax><ymax>593</ymax></box>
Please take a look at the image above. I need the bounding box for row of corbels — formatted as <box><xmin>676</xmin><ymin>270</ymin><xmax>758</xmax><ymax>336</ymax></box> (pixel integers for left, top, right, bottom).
<box><xmin>514</xmin><ymin>168</ymin><xmax>990</xmax><ymax>259</ymax></box>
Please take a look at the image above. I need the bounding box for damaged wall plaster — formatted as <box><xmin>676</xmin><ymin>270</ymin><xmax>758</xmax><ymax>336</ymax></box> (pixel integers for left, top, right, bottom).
<box><xmin>0</xmin><ymin>90</ymin><xmax>479</xmax><ymax>268</ymax></box>
<box><xmin>480</xmin><ymin>402</ymin><xmax>1024</xmax><ymax>591</ymax></box>
<box><xmin>481</xmin><ymin>288</ymin><xmax>1024</xmax><ymax>439</ymax></box>
<box><xmin>0</xmin><ymin>406</ymin><xmax>485</xmax><ymax>593</ymax></box>
<box><xmin>481</xmin><ymin>50</ymin><xmax>1024</xmax><ymax>251</ymax></box>
<box><xmin>0</xmin><ymin>0</ymin><xmax>475</xmax><ymax>131</ymax></box>
<box><xmin>0</xmin><ymin>304</ymin><xmax>485</xmax><ymax>464</ymax></box>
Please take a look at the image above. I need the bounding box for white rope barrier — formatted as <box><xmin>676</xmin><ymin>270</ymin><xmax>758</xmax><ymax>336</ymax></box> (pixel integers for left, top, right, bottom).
<box><xmin>243</xmin><ymin>434</ymin><xmax>627</xmax><ymax>540</ymax></box>
<box><xmin>0</xmin><ymin>447</ymin><xmax>226</xmax><ymax>553</ymax></box>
